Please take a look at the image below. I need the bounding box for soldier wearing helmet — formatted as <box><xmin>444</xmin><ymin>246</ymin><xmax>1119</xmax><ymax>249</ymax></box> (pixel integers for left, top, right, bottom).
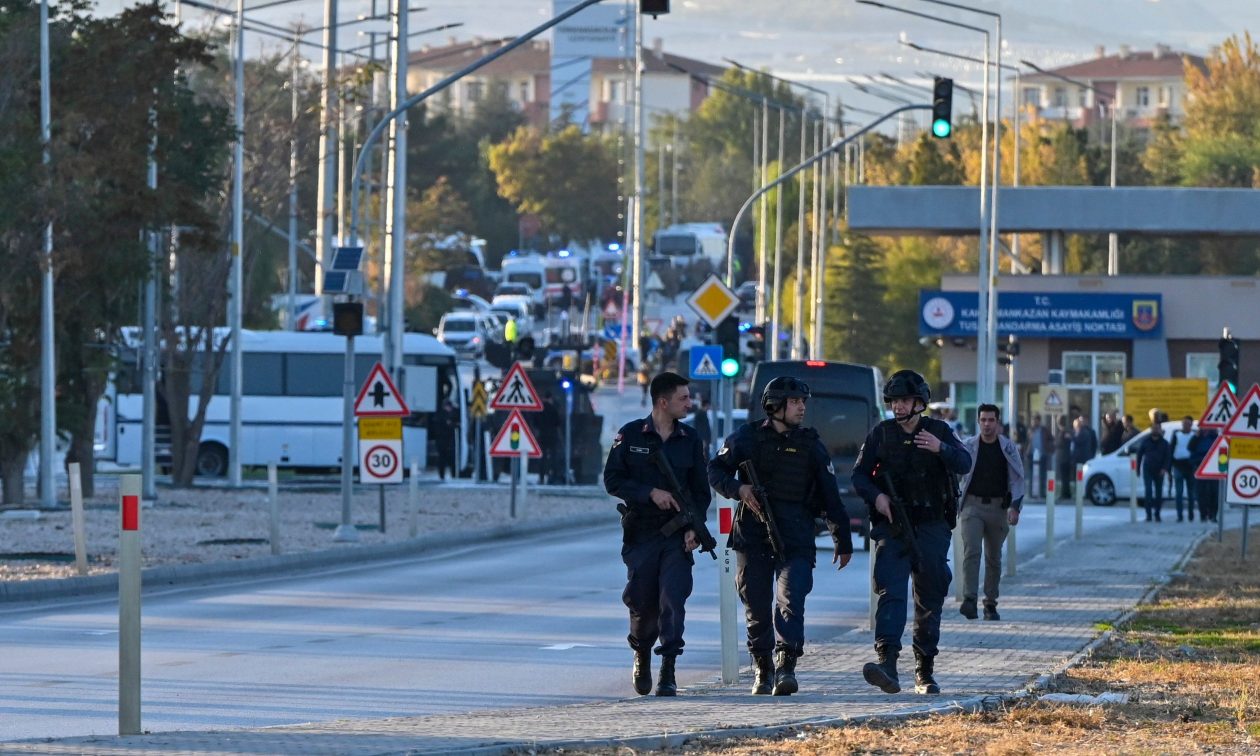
<box><xmin>851</xmin><ymin>369</ymin><xmax>971</xmax><ymax>696</ymax></box>
<box><xmin>708</xmin><ymin>375</ymin><xmax>853</xmax><ymax>697</ymax></box>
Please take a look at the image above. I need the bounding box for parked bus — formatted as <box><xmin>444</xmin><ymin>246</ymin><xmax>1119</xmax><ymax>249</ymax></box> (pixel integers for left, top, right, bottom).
<box><xmin>96</xmin><ymin>329</ymin><xmax>465</xmax><ymax>477</ymax></box>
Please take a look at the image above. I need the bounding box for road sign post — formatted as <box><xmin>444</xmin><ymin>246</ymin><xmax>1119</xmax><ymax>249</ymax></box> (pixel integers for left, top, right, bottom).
<box><xmin>689</xmin><ymin>345</ymin><xmax>723</xmax><ymax>381</ymax></box>
<box><xmin>346</xmin><ymin>363</ymin><xmax>410</xmax><ymax>542</ymax></box>
<box><xmin>1075</xmin><ymin>464</ymin><xmax>1084</xmax><ymax>539</ymax></box>
<box><xmin>1045</xmin><ymin>471</ymin><xmax>1055</xmax><ymax>559</ymax></box>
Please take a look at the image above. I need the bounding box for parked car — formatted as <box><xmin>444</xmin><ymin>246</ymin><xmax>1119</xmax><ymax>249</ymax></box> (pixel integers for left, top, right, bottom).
<box><xmin>1081</xmin><ymin>420</ymin><xmax>1198</xmax><ymax>506</ymax></box>
<box><xmin>493</xmin><ymin>281</ymin><xmax>536</xmax><ymax>301</ymax></box>
<box><xmin>435</xmin><ymin>311</ymin><xmax>490</xmax><ymax>358</ymax></box>
<box><xmin>450</xmin><ymin>289</ymin><xmax>493</xmax><ymax>313</ymax></box>
<box><xmin>735</xmin><ymin>281</ymin><xmax>757</xmax><ymax>312</ymax></box>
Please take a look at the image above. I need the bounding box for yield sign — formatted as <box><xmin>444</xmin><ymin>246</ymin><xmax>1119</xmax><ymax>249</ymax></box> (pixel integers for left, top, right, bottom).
<box><xmin>686</xmin><ymin>274</ymin><xmax>740</xmax><ymax>328</ymax></box>
<box><xmin>1194</xmin><ymin>434</ymin><xmax>1229</xmax><ymax>480</ymax></box>
<box><xmin>490</xmin><ymin>362</ymin><xmax>543</xmax><ymax>412</ymax></box>
<box><xmin>489</xmin><ymin>409</ymin><xmax>543</xmax><ymax>458</ymax></box>
<box><xmin>1198</xmin><ymin>382</ymin><xmax>1237</xmax><ymax>430</ymax></box>
<box><xmin>1222</xmin><ymin>384</ymin><xmax>1260</xmax><ymax>438</ymax></box>
<box><xmin>354</xmin><ymin>362</ymin><xmax>410</xmax><ymax>417</ymax></box>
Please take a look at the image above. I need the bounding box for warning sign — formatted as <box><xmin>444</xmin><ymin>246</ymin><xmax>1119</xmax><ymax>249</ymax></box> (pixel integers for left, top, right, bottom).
<box><xmin>1195</xmin><ymin>434</ymin><xmax>1229</xmax><ymax>481</ymax></box>
<box><xmin>489</xmin><ymin>362</ymin><xmax>543</xmax><ymax>412</ymax></box>
<box><xmin>354</xmin><ymin>362</ymin><xmax>410</xmax><ymax>417</ymax></box>
<box><xmin>1222</xmin><ymin>384</ymin><xmax>1260</xmax><ymax>438</ymax></box>
<box><xmin>1199</xmin><ymin>382</ymin><xmax>1238</xmax><ymax>430</ymax></box>
<box><xmin>489</xmin><ymin>409</ymin><xmax>543</xmax><ymax>458</ymax></box>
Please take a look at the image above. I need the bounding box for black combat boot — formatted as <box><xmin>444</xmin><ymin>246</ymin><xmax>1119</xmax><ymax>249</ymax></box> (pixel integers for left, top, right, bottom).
<box><xmin>862</xmin><ymin>650</ymin><xmax>901</xmax><ymax>694</ymax></box>
<box><xmin>772</xmin><ymin>650</ymin><xmax>798</xmax><ymax>696</ymax></box>
<box><xmin>914</xmin><ymin>652</ymin><xmax>940</xmax><ymax>695</ymax></box>
<box><xmin>654</xmin><ymin>655</ymin><xmax>677</xmax><ymax>697</ymax></box>
<box><xmin>751</xmin><ymin>654</ymin><xmax>774</xmax><ymax>695</ymax></box>
<box><xmin>632</xmin><ymin>650</ymin><xmax>652</xmax><ymax>696</ymax></box>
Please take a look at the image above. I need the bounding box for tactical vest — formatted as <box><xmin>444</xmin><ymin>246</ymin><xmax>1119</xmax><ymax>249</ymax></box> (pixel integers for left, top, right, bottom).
<box><xmin>753</xmin><ymin>426</ymin><xmax>818</xmax><ymax>550</ymax></box>
<box><xmin>875</xmin><ymin>419</ymin><xmax>952</xmax><ymax>515</ymax></box>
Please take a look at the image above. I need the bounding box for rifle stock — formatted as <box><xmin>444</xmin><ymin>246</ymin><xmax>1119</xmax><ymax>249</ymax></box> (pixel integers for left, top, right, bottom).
<box><xmin>736</xmin><ymin>460</ymin><xmax>787</xmax><ymax>562</ymax></box>
<box><xmin>649</xmin><ymin>448</ymin><xmax>718</xmax><ymax>559</ymax></box>
<box><xmin>879</xmin><ymin>471</ymin><xmax>923</xmax><ymax>568</ymax></box>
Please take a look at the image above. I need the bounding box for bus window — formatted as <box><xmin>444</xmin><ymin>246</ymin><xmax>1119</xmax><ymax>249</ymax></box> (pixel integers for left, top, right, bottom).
<box><xmin>284</xmin><ymin>354</ymin><xmax>342</xmax><ymax>396</ymax></box>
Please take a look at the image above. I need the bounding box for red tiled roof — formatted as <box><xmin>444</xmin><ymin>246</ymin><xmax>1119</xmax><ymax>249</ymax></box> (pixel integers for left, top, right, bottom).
<box><xmin>1026</xmin><ymin>49</ymin><xmax>1207</xmax><ymax>82</ymax></box>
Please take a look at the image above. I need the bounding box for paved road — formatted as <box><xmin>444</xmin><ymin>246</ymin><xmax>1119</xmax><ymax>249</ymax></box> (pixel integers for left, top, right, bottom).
<box><xmin>0</xmin><ymin>495</ymin><xmax>1142</xmax><ymax>743</ymax></box>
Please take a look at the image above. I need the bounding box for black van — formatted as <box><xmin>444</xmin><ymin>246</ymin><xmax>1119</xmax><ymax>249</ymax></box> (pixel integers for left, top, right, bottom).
<box><xmin>747</xmin><ymin>360</ymin><xmax>884</xmax><ymax>549</ymax></box>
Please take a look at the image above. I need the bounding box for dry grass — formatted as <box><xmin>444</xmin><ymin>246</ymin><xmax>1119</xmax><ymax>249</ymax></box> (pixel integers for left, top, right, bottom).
<box><xmin>548</xmin><ymin>526</ymin><xmax>1260</xmax><ymax>755</ymax></box>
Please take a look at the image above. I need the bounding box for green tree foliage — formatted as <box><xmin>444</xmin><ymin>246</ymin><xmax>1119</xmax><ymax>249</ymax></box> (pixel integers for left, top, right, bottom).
<box><xmin>487</xmin><ymin>124</ymin><xmax>620</xmax><ymax>244</ymax></box>
<box><xmin>907</xmin><ymin>132</ymin><xmax>964</xmax><ymax>185</ymax></box>
<box><xmin>823</xmin><ymin>231</ymin><xmax>886</xmax><ymax>365</ymax></box>
<box><xmin>1177</xmin><ymin>33</ymin><xmax>1260</xmax><ymax>187</ymax></box>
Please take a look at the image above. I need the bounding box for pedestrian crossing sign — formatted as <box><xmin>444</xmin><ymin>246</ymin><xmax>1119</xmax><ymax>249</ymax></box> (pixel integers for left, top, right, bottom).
<box><xmin>1199</xmin><ymin>381</ymin><xmax>1238</xmax><ymax>430</ymax></box>
<box><xmin>490</xmin><ymin>362</ymin><xmax>543</xmax><ymax>412</ymax></box>
<box><xmin>689</xmin><ymin>345</ymin><xmax>723</xmax><ymax>381</ymax></box>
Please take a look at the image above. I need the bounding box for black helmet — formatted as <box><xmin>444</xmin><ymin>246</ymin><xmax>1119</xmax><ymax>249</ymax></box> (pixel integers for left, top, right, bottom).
<box><xmin>882</xmin><ymin>369</ymin><xmax>931</xmax><ymax>404</ymax></box>
<box><xmin>762</xmin><ymin>376</ymin><xmax>811</xmax><ymax>412</ymax></box>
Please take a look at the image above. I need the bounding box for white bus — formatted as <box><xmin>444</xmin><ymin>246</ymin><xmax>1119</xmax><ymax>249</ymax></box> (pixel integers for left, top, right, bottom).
<box><xmin>96</xmin><ymin>330</ymin><xmax>465</xmax><ymax>477</ymax></box>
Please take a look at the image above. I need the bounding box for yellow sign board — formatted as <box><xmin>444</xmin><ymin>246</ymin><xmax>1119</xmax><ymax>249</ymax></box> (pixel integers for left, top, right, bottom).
<box><xmin>470</xmin><ymin>381</ymin><xmax>489</xmax><ymax>420</ymax></box>
<box><xmin>1030</xmin><ymin>384</ymin><xmax>1067</xmax><ymax>419</ymax></box>
<box><xmin>1124</xmin><ymin>378</ymin><xmax>1209</xmax><ymax>430</ymax></box>
<box><xmin>685</xmin><ymin>274</ymin><xmax>740</xmax><ymax>327</ymax></box>
<box><xmin>358</xmin><ymin>417</ymin><xmax>402</xmax><ymax>440</ymax></box>
<box><xmin>1230</xmin><ymin>437</ymin><xmax>1260</xmax><ymax>461</ymax></box>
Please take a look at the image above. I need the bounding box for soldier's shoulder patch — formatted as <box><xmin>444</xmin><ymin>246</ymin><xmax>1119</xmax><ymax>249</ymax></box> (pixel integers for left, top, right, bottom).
<box><xmin>826</xmin><ymin>461</ymin><xmax>836</xmax><ymax>475</ymax></box>
<box><xmin>612</xmin><ymin>433</ymin><xmax>623</xmax><ymax>447</ymax></box>
<box><xmin>717</xmin><ymin>445</ymin><xmax>730</xmax><ymax>457</ymax></box>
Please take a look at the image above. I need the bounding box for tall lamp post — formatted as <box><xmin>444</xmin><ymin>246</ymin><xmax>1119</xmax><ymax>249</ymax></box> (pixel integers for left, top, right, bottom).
<box><xmin>1021</xmin><ymin>59</ymin><xmax>1119</xmax><ymax>275</ymax></box>
<box><xmin>856</xmin><ymin>0</ymin><xmax>997</xmax><ymax>404</ymax></box>
<box><xmin>904</xmin><ymin>41</ymin><xmax>1025</xmax><ymax>268</ymax></box>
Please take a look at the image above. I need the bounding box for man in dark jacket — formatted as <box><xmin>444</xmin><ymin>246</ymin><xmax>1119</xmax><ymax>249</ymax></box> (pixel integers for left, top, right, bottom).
<box><xmin>708</xmin><ymin>376</ymin><xmax>853</xmax><ymax>696</ymax></box>
<box><xmin>604</xmin><ymin>371</ymin><xmax>710</xmax><ymax>697</ymax></box>
<box><xmin>1191</xmin><ymin>427</ymin><xmax>1220</xmax><ymax>522</ymax></box>
<box><xmin>1099</xmin><ymin>411</ymin><xmax>1124</xmax><ymax>455</ymax></box>
<box><xmin>1136</xmin><ymin>422</ymin><xmax>1172</xmax><ymax>522</ymax></box>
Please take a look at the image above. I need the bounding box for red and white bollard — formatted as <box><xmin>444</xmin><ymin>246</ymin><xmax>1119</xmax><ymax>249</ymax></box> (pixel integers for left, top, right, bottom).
<box><xmin>119</xmin><ymin>474</ymin><xmax>142</xmax><ymax>736</ymax></box>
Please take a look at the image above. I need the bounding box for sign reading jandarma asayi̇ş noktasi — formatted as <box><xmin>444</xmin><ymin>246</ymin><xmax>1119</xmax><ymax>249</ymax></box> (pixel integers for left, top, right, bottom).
<box><xmin>919</xmin><ymin>291</ymin><xmax>1163</xmax><ymax>339</ymax></box>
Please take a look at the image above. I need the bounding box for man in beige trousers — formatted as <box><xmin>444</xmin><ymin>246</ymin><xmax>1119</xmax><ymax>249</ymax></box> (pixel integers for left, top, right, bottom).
<box><xmin>958</xmin><ymin>403</ymin><xmax>1025</xmax><ymax>621</ymax></box>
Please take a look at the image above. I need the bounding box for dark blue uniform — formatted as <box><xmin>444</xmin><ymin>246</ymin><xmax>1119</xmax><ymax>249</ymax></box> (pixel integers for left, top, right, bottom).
<box><xmin>708</xmin><ymin>420</ymin><xmax>852</xmax><ymax>659</ymax></box>
<box><xmin>852</xmin><ymin>417</ymin><xmax>970</xmax><ymax>662</ymax></box>
<box><xmin>604</xmin><ymin>415</ymin><xmax>711</xmax><ymax>658</ymax></box>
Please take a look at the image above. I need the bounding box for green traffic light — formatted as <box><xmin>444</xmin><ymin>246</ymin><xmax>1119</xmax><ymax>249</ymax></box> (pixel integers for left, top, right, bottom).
<box><xmin>720</xmin><ymin>357</ymin><xmax>740</xmax><ymax>378</ymax></box>
<box><xmin>932</xmin><ymin>118</ymin><xmax>952</xmax><ymax>138</ymax></box>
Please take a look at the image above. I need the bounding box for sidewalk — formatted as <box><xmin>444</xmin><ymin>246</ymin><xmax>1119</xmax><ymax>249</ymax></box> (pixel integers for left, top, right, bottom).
<box><xmin>4</xmin><ymin>515</ymin><xmax>1210</xmax><ymax>755</ymax></box>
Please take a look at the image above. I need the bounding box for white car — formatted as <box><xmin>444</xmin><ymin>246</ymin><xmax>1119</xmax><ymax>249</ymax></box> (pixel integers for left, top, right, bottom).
<box><xmin>1081</xmin><ymin>420</ymin><xmax>1200</xmax><ymax>506</ymax></box>
<box><xmin>490</xmin><ymin>300</ymin><xmax>533</xmax><ymax>335</ymax></box>
<box><xmin>436</xmin><ymin>311</ymin><xmax>491</xmax><ymax>358</ymax></box>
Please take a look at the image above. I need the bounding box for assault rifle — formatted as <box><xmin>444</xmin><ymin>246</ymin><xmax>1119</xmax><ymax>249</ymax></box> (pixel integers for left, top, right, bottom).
<box><xmin>736</xmin><ymin>460</ymin><xmax>787</xmax><ymax>562</ymax></box>
<box><xmin>649</xmin><ymin>448</ymin><xmax>718</xmax><ymax>559</ymax></box>
<box><xmin>879</xmin><ymin>471</ymin><xmax>923</xmax><ymax>568</ymax></box>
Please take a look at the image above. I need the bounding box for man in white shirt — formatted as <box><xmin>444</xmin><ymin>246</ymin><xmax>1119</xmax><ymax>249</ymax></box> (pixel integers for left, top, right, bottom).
<box><xmin>1168</xmin><ymin>415</ymin><xmax>1197</xmax><ymax>522</ymax></box>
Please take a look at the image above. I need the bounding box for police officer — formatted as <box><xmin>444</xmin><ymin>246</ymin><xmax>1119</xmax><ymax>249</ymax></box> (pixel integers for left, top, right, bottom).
<box><xmin>708</xmin><ymin>376</ymin><xmax>853</xmax><ymax>696</ymax></box>
<box><xmin>852</xmin><ymin>370</ymin><xmax>971</xmax><ymax>695</ymax></box>
<box><xmin>603</xmin><ymin>371</ymin><xmax>710</xmax><ymax>697</ymax></box>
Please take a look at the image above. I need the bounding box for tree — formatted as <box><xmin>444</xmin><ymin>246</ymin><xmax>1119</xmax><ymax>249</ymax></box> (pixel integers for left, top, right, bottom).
<box><xmin>907</xmin><ymin>132</ymin><xmax>964</xmax><ymax>186</ymax></box>
<box><xmin>1178</xmin><ymin>33</ymin><xmax>1260</xmax><ymax>188</ymax></box>
<box><xmin>823</xmin><ymin>230</ymin><xmax>886</xmax><ymax>365</ymax></box>
<box><xmin>488</xmin><ymin>124</ymin><xmax>620</xmax><ymax>244</ymax></box>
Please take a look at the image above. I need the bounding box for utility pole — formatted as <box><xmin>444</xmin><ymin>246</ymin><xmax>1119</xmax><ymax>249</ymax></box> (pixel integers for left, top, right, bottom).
<box><xmin>228</xmin><ymin>0</ymin><xmax>246</xmax><ymax>487</ymax></box>
<box><xmin>384</xmin><ymin>0</ymin><xmax>408</xmax><ymax>377</ymax></box>
<box><xmin>39</xmin><ymin>0</ymin><xmax>55</xmax><ymax>508</ymax></box>
<box><xmin>630</xmin><ymin>11</ymin><xmax>644</xmax><ymax>349</ymax></box>
<box><xmin>315</xmin><ymin>0</ymin><xmax>338</xmax><ymax>294</ymax></box>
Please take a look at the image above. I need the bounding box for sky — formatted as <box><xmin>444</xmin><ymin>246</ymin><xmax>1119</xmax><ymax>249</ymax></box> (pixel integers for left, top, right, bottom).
<box><xmin>96</xmin><ymin>0</ymin><xmax>1260</xmax><ymax>114</ymax></box>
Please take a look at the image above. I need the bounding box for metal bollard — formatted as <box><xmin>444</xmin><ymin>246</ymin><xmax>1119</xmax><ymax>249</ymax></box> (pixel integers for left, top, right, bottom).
<box><xmin>69</xmin><ymin>462</ymin><xmax>88</xmax><ymax>576</ymax></box>
<box><xmin>718</xmin><ymin>502</ymin><xmax>739</xmax><ymax>684</ymax></box>
<box><xmin>119</xmin><ymin>474</ymin><xmax>142</xmax><ymax>736</ymax></box>
<box><xmin>1045</xmin><ymin>471</ymin><xmax>1056</xmax><ymax>558</ymax></box>
<box><xmin>408</xmin><ymin>459</ymin><xmax>419</xmax><ymax>538</ymax></box>
<box><xmin>1129</xmin><ymin>457</ymin><xmax>1139</xmax><ymax>523</ymax></box>
<box><xmin>1075</xmin><ymin>463</ymin><xmax>1085</xmax><ymax>539</ymax></box>
<box><xmin>268</xmin><ymin>463</ymin><xmax>280</xmax><ymax>555</ymax></box>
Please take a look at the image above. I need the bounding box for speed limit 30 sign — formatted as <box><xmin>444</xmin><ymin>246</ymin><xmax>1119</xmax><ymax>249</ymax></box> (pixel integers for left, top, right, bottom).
<box><xmin>1227</xmin><ymin>438</ymin><xmax>1260</xmax><ymax>505</ymax></box>
<box><xmin>359</xmin><ymin>417</ymin><xmax>404</xmax><ymax>484</ymax></box>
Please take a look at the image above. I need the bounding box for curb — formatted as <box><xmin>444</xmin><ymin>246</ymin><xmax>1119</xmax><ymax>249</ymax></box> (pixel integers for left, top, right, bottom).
<box><xmin>0</xmin><ymin>512</ymin><xmax>610</xmax><ymax>605</ymax></box>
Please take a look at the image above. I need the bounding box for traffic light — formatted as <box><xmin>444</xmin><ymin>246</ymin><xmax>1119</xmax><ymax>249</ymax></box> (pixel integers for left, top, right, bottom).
<box><xmin>640</xmin><ymin>0</ymin><xmax>669</xmax><ymax>16</ymax></box>
<box><xmin>720</xmin><ymin>357</ymin><xmax>741</xmax><ymax>378</ymax></box>
<box><xmin>931</xmin><ymin>77</ymin><xmax>953</xmax><ymax>139</ymax></box>
<box><xmin>746</xmin><ymin>324</ymin><xmax>766</xmax><ymax>364</ymax></box>
<box><xmin>716</xmin><ymin>316</ymin><xmax>740</xmax><ymax>360</ymax></box>
<box><xmin>332</xmin><ymin>301</ymin><xmax>363</xmax><ymax>336</ymax></box>
<box><xmin>996</xmin><ymin>336</ymin><xmax>1020</xmax><ymax>366</ymax></box>
<box><xmin>1219</xmin><ymin>332</ymin><xmax>1241</xmax><ymax>392</ymax></box>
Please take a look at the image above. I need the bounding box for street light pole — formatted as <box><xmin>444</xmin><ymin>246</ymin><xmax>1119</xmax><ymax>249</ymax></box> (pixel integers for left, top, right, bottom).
<box><xmin>39</xmin><ymin>0</ymin><xmax>56</xmax><ymax>509</ymax></box>
<box><xmin>1021</xmin><ymin>59</ymin><xmax>1120</xmax><ymax>273</ymax></box>
<box><xmin>228</xmin><ymin>0</ymin><xmax>246</xmax><ymax>487</ymax></box>
<box><xmin>314</xmin><ymin>0</ymin><xmax>338</xmax><ymax>295</ymax></box>
<box><xmin>383</xmin><ymin>0</ymin><xmax>409</xmax><ymax>379</ymax></box>
<box><xmin>858</xmin><ymin>0</ymin><xmax>993</xmax><ymax>402</ymax></box>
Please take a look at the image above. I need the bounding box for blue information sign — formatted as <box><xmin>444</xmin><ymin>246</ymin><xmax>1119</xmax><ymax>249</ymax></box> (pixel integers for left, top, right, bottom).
<box><xmin>689</xmin><ymin>345</ymin><xmax>723</xmax><ymax>381</ymax></box>
<box><xmin>920</xmin><ymin>291</ymin><xmax>1163</xmax><ymax>340</ymax></box>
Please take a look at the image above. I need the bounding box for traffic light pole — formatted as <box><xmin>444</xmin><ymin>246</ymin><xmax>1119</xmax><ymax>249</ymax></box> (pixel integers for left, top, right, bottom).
<box><xmin>724</xmin><ymin>105</ymin><xmax>931</xmax><ymax>305</ymax></box>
